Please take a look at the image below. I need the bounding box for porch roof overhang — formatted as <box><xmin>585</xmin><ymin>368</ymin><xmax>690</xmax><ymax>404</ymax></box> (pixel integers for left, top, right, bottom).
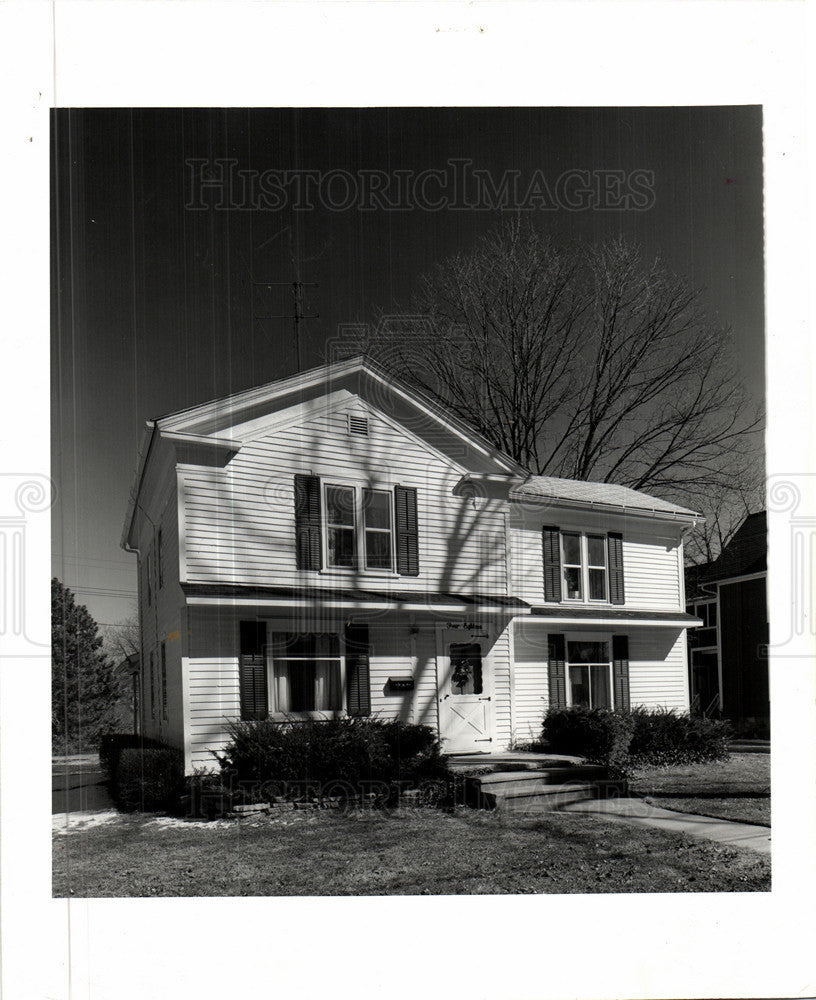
<box><xmin>181</xmin><ymin>582</ymin><xmax>531</xmax><ymax>615</ymax></box>
<box><xmin>524</xmin><ymin>607</ymin><xmax>702</xmax><ymax>628</ymax></box>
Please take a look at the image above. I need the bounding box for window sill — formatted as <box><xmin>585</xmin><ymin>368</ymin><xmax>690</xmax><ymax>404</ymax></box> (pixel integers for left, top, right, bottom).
<box><xmin>319</xmin><ymin>569</ymin><xmax>399</xmax><ymax>580</ymax></box>
<box><xmin>267</xmin><ymin>711</ymin><xmax>346</xmax><ymax>722</ymax></box>
<box><xmin>559</xmin><ymin>600</ymin><xmax>616</xmax><ymax>607</ymax></box>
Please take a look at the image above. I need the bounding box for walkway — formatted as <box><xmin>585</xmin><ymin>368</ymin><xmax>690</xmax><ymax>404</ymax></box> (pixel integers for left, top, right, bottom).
<box><xmin>52</xmin><ymin>754</ymin><xmax>114</xmax><ymax>814</ymax></box>
<box><xmin>561</xmin><ymin>796</ymin><xmax>771</xmax><ymax>854</ymax></box>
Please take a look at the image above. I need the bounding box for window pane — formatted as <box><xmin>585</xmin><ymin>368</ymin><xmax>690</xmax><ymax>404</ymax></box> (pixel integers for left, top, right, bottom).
<box><xmin>282</xmin><ymin>659</ymin><xmax>342</xmax><ymax>712</ymax></box>
<box><xmin>708</xmin><ymin>603</ymin><xmax>717</xmax><ymax>628</ymax></box>
<box><xmin>587</xmin><ymin>535</ymin><xmax>606</xmax><ymax>566</ymax></box>
<box><xmin>329</xmin><ymin>526</ymin><xmax>356</xmax><ymax>567</ymax></box>
<box><xmin>564</xmin><ymin>566</ymin><xmax>583</xmax><ymax>600</ymax></box>
<box><xmin>326</xmin><ymin>486</ymin><xmax>355</xmax><ymax>526</ymax></box>
<box><xmin>363</xmin><ymin>489</ymin><xmax>390</xmax><ymax>530</ymax></box>
<box><xmin>568</xmin><ymin>640</ymin><xmax>609</xmax><ymax>663</ymax></box>
<box><xmin>365</xmin><ymin>530</ymin><xmax>392</xmax><ymax>569</ymax></box>
<box><xmin>589</xmin><ymin>567</ymin><xmax>607</xmax><ymax>601</ymax></box>
<box><xmin>450</xmin><ymin>643</ymin><xmax>483</xmax><ymax>695</ymax></box>
<box><xmin>271</xmin><ymin>632</ymin><xmax>340</xmax><ymax>658</ymax></box>
<box><xmin>591</xmin><ymin>664</ymin><xmax>612</xmax><ymax>709</ymax></box>
<box><xmin>563</xmin><ymin>532</ymin><xmax>581</xmax><ymax>564</ymax></box>
<box><xmin>569</xmin><ymin>665</ymin><xmax>590</xmax><ymax>707</ymax></box>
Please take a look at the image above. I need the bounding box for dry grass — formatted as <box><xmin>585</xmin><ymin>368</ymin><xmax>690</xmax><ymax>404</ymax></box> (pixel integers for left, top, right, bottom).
<box><xmin>629</xmin><ymin>752</ymin><xmax>770</xmax><ymax>827</ymax></box>
<box><xmin>54</xmin><ymin>803</ymin><xmax>769</xmax><ymax>897</ymax></box>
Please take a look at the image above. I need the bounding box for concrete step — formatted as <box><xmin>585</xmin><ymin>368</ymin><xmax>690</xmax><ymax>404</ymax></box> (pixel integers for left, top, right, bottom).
<box><xmin>470</xmin><ymin>766</ymin><xmax>628</xmax><ymax>812</ymax></box>
<box><xmin>488</xmin><ymin>783</ymin><xmax>598</xmax><ymax>813</ymax></box>
<box><xmin>446</xmin><ymin>752</ymin><xmax>585</xmax><ymax>772</ymax></box>
<box><xmin>477</xmin><ymin>766</ymin><xmax>609</xmax><ymax>792</ymax></box>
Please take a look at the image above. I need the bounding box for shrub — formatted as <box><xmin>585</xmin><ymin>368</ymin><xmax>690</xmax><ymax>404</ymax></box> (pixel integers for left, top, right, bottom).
<box><xmin>113</xmin><ymin>747</ymin><xmax>184</xmax><ymax>812</ymax></box>
<box><xmin>99</xmin><ymin>733</ymin><xmax>163</xmax><ymax>793</ymax></box>
<box><xmin>541</xmin><ymin>706</ymin><xmax>732</xmax><ymax>772</ymax></box>
<box><xmin>542</xmin><ymin>707</ymin><xmax>635</xmax><ymax>770</ymax></box>
<box><xmin>628</xmin><ymin>708</ymin><xmax>731</xmax><ymax>766</ymax></box>
<box><xmin>215</xmin><ymin>717</ymin><xmax>451</xmax><ymax>805</ymax></box>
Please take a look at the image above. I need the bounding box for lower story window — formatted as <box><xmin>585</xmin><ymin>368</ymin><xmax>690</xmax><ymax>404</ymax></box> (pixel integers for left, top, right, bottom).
<box><xmin>270</xmin><ymin>632</ymin><xmax>342</xmax><ymax>713</ymax></box>
<box><xmin>567</xmin><ymin>639</ymin><xmax>611</xmax><ymax>709</ymax></box>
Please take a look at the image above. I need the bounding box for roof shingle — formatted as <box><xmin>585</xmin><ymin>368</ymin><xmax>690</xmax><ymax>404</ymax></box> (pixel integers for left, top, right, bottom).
<box><xmin>509</xmin><ymin>476</ymin><xmax>700</xmax><ymax>517</ymax></box>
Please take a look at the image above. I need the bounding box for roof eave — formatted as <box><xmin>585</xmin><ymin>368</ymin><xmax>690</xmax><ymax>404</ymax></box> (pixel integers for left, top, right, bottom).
<box><xmin>506</xmin><ymin>491</ymin><xmax>703</xmax><ymax>524</ymax></box>
<box><xmin>120</xmin><ymin>420</ymin><xmax>157</xmax><ymax>552</ymax></box>
<box><xmin>153</xmin><ymin>355</ymin><xmax>526</xmax><ymax>476</ymax></box>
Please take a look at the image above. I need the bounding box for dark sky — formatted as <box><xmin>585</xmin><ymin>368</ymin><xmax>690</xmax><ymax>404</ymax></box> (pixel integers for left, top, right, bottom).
<box><xmin>51</xmin><ymin>107</ymin><xmax>765</xmax><ymax>628</ymax></box>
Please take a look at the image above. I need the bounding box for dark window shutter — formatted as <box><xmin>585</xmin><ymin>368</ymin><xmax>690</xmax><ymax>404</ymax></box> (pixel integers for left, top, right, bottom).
<box><xmin>547</xmin><ymin>633</ymin><xmax>567</xmax><ymax>708</ymax></box>
<box><xmin>345</xmin><ymin>623</ymin><xmax>371</xmax><ymax>716</ymax></box>
<box><xmin>294</xmin><ymin>474</ymin><xmax>322</xmax><ymax>571</ymax></box>
<box><xmin>239</xmin><ymin>621</ymin><xmax>268</xmax><ymax>721</ymax></box>
<box><xmin>542</xmin><ymin>526</ymin><xmax>562</xmax><ymax>602</ymax></box>
<box><xmin>607</xmin><ymin>532</ymin><xmax>625</xmax><ymax>605</ymax></box>
<box><xmin>612</xmin><ymin>634</ymin><xmax>630</xmax><ymax>711</ymax></box>
<box><xmin>394</xmin><ymin>485</ymin><xmax>419</xmax><ymax>576</ymax></box>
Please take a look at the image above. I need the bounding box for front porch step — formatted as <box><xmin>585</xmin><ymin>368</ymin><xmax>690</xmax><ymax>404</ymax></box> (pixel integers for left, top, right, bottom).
<box><xmin>467</xmin><ymin>768</ymin><xmax>628</xmax><ymax>813</ymax></box>
<box><xmin>486</xmin><ymin>783</ymin><xmax>598</xmax><ymax>813</ymax></box>
<box><xmin>477</xmin><ymin>765</ymin><xmax>609</xmax><ymax>792</ymax></box>
<box><xmin>446</xmin><ymin>752</ymin><xmax>585</xmax><ymax>772</ymax></box>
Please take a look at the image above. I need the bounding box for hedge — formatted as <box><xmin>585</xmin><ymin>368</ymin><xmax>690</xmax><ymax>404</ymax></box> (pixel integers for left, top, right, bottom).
<box><xmin>113</xmin><ymin>746</ymin><xmax>184</xmax><ymax>812</ymax></box>
<box><xmin>542</xmin><ymin>706</ymin><xmax>731</xmax><ymax>770</ymax></box>
<box><xmin>542</xmin><ymin>707</ymin><xmax>635</xmax><ymax>770</ymax></box>
<box><xmin>212</xmin><ymin>717</ymin><xmax>452</xmax><ymax>806</ymax></box>
<box><xmin>628</xmin><ymin>707</ymin><xmax>731</xmax><ymax>766</ymax></box>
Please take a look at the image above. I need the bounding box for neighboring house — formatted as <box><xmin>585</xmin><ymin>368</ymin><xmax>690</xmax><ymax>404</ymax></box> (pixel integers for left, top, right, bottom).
<box><xmin>122</xmin><ymin>356</ymin><xmax>702</xmax><ymax>773</ymax></box>
<box><xmin>685</xmin><ymin>511</ymin><xmax>769</xmax><ymax>732</ymax></box>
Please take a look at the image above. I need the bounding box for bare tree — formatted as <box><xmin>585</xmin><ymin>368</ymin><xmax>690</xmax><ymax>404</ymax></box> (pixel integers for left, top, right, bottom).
<box><xmin>684</xmin><ymin>471</ymin><xmax>765</xmax><ymax>566</ymax></box>
<box><xmin>102</xmin><ymin>613</ymin><xmax>141</xmax><ymax>663</ymax></box>
<box><xmin>360</xmin><ymin>220</ymin><xmax>763</xmax><ymax>514</ymax></box>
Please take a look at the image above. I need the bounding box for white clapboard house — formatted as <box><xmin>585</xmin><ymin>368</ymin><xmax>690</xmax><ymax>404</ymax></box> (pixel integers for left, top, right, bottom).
<box><xmin>122</xmin><ymin>356</ymin><xmax>702</xmax><ymax>773</ymax></box>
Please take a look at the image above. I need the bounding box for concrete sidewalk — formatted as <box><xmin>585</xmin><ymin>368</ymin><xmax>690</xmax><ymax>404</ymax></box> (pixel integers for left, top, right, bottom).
<box><xmin>52</xmin><ymin>754</ymin><xmax>114</xmax><ymax>814</ymax></box>
<box><xmin>561</xmin><ymin>796</ymin><xmax>771</xmax><ymax>854</ymax></box>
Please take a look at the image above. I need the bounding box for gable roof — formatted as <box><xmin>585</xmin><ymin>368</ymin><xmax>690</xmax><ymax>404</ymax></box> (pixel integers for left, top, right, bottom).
<box><xmin>154</xmin><ymin>355</ymin><xmax>524</xmax><ymax>472</ymax></box>
<box><xmin>122</xmin><ymin>355</ymin><xmax>526</xmax><ymax>548</ymax></box>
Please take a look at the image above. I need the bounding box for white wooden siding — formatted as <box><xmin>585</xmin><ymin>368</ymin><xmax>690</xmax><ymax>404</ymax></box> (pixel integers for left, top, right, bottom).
<box><xmin>627</xmin><ymin>627</ymin><xmax>689</xmax><ymax>712</ymax></box>
<box><xmin>134</xmin><ymin>438</ymin><xmax>185</xmax><ymax>750</ymax></box>
<box><xmin>512</xmin><ymin>626</ymin><xmax>552</xmax><ymax>743</ymax></box>
<box><xmin>509</xmin><ymin>622</ymin><xmax>689</xmax><ymax>742</ymax></box>
<box><xmin>509</xmin><ymin>505</ymin><xmax>683</xmax><ymax>611</ymax></box>
<box><xmin>185</xmin><ymin>610</ymin><xmax>446</xmax><ymax>771</ymax></box>
<box><xmin>181</xmin><ymin>401</ymin><xmax>508</xmax><ymax>595</ymax></box>
<box><xmin>490</xmin><ymin>625</ymin><xmax>513</xmax><ymax>750</ymax></box>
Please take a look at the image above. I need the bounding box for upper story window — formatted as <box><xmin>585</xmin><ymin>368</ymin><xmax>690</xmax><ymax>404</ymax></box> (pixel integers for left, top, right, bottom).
<box><xmin>326</xmin><ymin>485</ymin><xmax>357</xmax><ymax>568</ymax></box>
<box><xmin>295</xmin><ymin>474</ymin><xmax>418</xmax><ymax>576</ymax></box>
<box><xmin>325</xmin><ymin>484</ymin><xmax>394</xmax><ymax>571</ymax></box>
<box><xmin>561</xmin><ymin>532</ymin><xmax>608</xmax><ymax>603</ymax></box>
<box><xmin>145</xmin><ymin>552</ymin><xmax>152</xmax><ymax>607</ymax></box>
<box><xmin>542</xmin><ymin>526</ymin><xmax>625</xmax><ymax>605</ymax></box>
<box><xmin>157</xmin><ymin>528</ymin><xmax>164</xmax><ymax>590</ymax></box>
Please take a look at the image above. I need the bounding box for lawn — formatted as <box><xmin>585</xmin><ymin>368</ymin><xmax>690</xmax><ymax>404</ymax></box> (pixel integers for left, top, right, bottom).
<box><xmin>53</xmin><ymin>804</ymin><xmax>769</xmax><ymax>897</ymax></box>
<box><xmin>629</xmin><ymin>752</ymin><xmax>770</xmax><ymax>827</ymax></box>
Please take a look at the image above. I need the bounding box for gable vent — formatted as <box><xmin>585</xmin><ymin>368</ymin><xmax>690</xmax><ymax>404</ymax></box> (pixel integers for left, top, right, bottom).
<box><xmin>347</xmin><ymin>414</ymin><xmax>369</xmax><ymax>437</ymax></box>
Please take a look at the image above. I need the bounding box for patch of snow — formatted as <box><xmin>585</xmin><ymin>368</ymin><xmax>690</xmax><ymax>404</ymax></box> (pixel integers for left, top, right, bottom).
<box><xmin>52</xmin><ymin>810</ymin><xmax>121</xmax><ymax>834</ymax></box>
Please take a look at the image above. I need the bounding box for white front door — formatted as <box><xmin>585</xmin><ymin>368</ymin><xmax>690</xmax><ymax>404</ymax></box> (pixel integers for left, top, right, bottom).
<box><xmin>437</xmin><ymin>626</ymin><xmax>493</xmax><ymax>753</ymax></box>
